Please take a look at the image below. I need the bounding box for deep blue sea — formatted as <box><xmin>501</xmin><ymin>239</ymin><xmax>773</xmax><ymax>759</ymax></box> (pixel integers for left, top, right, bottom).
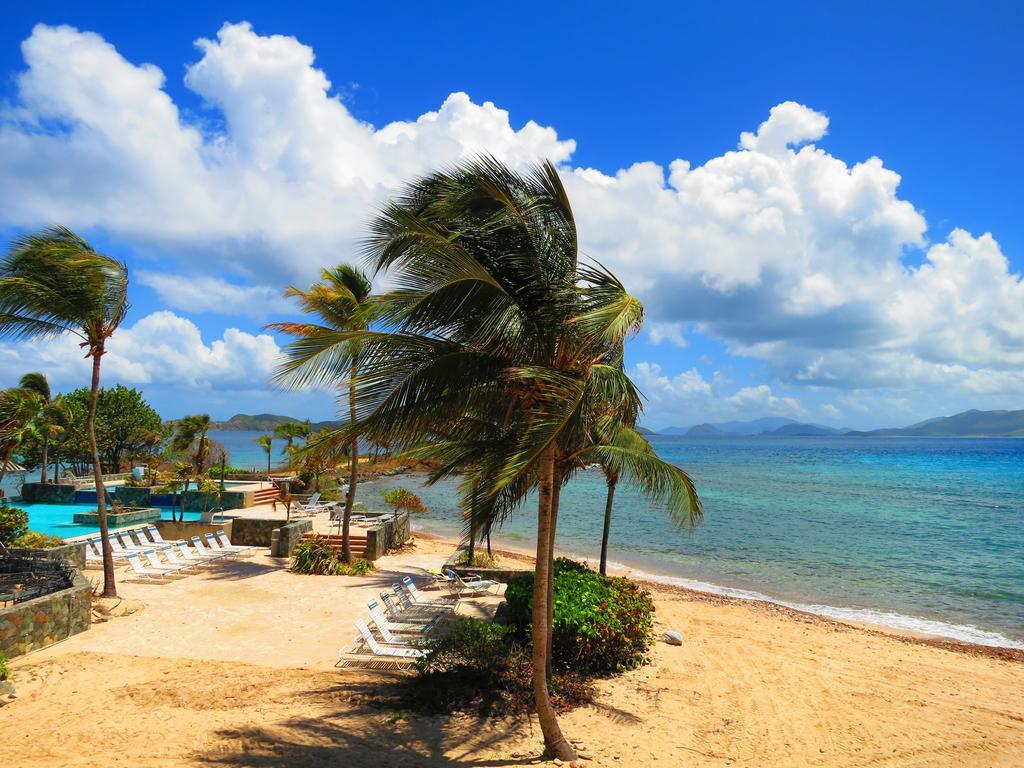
<box><xmin>360</xmin><ymin>435</ymin><xmax>1024</xmax><ymax>649</ymax></box>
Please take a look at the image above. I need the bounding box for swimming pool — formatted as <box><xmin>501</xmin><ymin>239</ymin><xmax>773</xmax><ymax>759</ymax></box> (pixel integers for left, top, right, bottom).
<box><xmin>15</xmin><ymin>503</ymin><xmax>201</xmax><ymax>539</ymax></box>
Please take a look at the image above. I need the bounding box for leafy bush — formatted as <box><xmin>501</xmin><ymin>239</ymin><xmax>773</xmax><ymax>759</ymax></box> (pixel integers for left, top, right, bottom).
<box><xmin>0</xmin><ymin>653</ymin><xmax>8</xmax><ymax>681</ymax></box>
<box><xmin>290</xmin><ymin>536</ymin><xmax>374</xmax><ymax>576</ymax></box>
<box><xmin>9</xmin><ymin>531</ymin><xmax>64</xmax><ymax>548</ymax></box>
<box><xmin>505</xmin><ymin>558</ymin><xmax>655</xmax><ymax>676</ymax></box>
<box><xmin>0</xmin><ymin>506</ymin><xmax>28</xmax><ymax>545</ymax></box>
<box><xmin>405</xmin><ymin>617</ymin><xmax>592</xmax><ymax>715</ymax></box>
<box><xmin>381</xmin><ymin>487</ymin><xmax>427</xmax><ymax>514</ymax></box>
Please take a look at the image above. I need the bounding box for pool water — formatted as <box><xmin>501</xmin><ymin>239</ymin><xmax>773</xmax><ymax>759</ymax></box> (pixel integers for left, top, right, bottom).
<box><xmin>17</xmin><ymin>503</ymin><xmax>201</xmax><ymax>538</ymax></box>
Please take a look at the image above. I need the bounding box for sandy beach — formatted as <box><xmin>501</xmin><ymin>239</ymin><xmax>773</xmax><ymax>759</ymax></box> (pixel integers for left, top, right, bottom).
<box><xmin>2</xmin><ymin>533</ymin><xmax>1022</xmax><ymax>767</ymax></box>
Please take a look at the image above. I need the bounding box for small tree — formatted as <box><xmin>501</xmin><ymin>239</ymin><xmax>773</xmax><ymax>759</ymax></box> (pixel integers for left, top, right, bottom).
<box><xmin>381</xmin><ymin>487</ymin><xmax>427</xmax><ymax>515</ymax></box>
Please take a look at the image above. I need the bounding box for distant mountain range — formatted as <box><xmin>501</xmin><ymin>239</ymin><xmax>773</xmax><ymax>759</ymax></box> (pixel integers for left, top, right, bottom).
<box><xmin>210</xmin><ymin>413</ymin><xmax>340</xmax><ymax>432</ymax></box>
<box><xmin>845</xmin><ymin>409</ymin><xmax>1024</xmax><ymax>438</ymax></box>
<box><xmin>659</xmin><ymin>417</ymin><xmax>844</xmax><ymax>437</ymax></box>
<box><xmin>648</xmin><ymin>409</ymin><xmax>1024</xmax><ymax>438</ymax></box>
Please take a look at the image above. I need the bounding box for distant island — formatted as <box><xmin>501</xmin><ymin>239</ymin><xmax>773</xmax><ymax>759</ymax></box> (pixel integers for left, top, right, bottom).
<box><xmin>648</xmin><ymin>409</ymin><xmax>1024</xmax><ymax>438</ymax></box>
<box><xmin>210</xmin><ymin>413</ymin><xmax>340</xmax><ymax>432</ymax></box>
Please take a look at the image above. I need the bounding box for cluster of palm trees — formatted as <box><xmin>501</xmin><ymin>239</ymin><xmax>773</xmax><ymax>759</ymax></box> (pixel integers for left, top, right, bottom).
<box><xmin>0</xmin><ymin>372</ymin><xmax>70</xmax><ymax>487</ymax></box>
<box><xmin>273</xmin><ymin>157</ymin><xmax>702</xmax><ymax>760</ymax></box>
<box><xmin>0</xmin><ymin>227</ymin><xmax>128</xmax><ymax>598</ymax></box>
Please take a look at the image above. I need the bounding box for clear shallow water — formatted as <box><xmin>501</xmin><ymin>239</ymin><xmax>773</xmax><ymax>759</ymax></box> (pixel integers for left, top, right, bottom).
<box><xmin>363</xmin><ymin>436</ymin><xmax>1024</xmax><ymax>648</ymax></box>
<box><xmin>19</xmin><ymin>503</ymin><xmax>200</xmax><ymax>538</ymax></box>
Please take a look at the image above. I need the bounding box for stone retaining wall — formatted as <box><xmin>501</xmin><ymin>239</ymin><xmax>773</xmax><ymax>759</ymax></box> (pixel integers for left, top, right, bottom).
<box><xmin>442</xmin><ymin>545</ymin><xmax>532</xmax><ymax>583</ymax></box>
<box><xmin>20</xmin><ymin>483</ymin><xmax>76</xmax><ymax>504</ymax></box>
<box><xmin>364</xmin><ymin>511</ymin><xmax>411</xmax><ymax>560</ymax></box>
<box><xmin>0</xmin><ymin>566</ymin><xmax>91</xmax><ymax>659</ymax></box>
<box><xmin>181</xmin><ymin>489</ymin><xmax>254</xmax><ymax>512</ymax></box>
<box><xmin>152</xmin><ymin>519</ymin><xmax>232</xmax><ymax>545</ymax></box>
<box><xmin>229</xmin><ymin>517</ymin><xmax>288</xmax><ymax>547</ymax></box>
<box><xmin>114</xmin><ymin>486</ymin><xmax>154</xmax><ymax>507</ymax></box>
<box><xmin>270</xmin><ymin>519</ymin><xmax>313</xmax><ymax>557</ymax></box>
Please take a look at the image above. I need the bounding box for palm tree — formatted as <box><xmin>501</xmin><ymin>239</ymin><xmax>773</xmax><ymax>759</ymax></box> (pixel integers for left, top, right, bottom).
<box><xmin>0</xmin><ymin>386</ymin><xmax>42</xmax><ymax>487</ymax></box>
<box><xmin>171</xmin><ymin>461</ymin><xmax>194</xmax><ymax>522</ymax></box>
<box><xmin>0</xmin><ymin>226</ymin><xmax>129</xmax><ymax>598</ymax></box>
<box><xmin>270</xmin><ymin>265</ymin><xmax>375</xmax><ymax>564</ymax></box>
<box><xmin>350</xmin><ymin>158</ymin><xmax>700</xmax><ymax>760</ymax></box>
<box><xmin>254</xmin><ymin>434</ymin><xmax>273</xmax><ymax>474</ymax></box>
<box><xmin>18</xmin><ymin>372</ymin><xmax>67</xmax><ymax>484</ymax></box>
<box><xmin>273</xmin><ymin>420</ymin><xmax>311</xmax><ymax>455</ymax></box>
<box><xmin>171</xmin><ymin>414</ymin><xmax>212</xmax><ymax>477</ymax></box>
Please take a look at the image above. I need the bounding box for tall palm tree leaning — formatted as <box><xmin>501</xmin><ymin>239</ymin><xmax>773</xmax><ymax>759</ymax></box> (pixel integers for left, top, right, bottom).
<box><xmin>269</xmin><ymin>265</ymin><xmax>376</xmax><ymax>564</ymax></box>
<box><xmin>282</xmin><ymin>158</ymin><xmax>701</xmax><ymax>761</ymax></box>
<box><xmin>0</xmin><ymin>226</ymin><xmax>129</xmax><ymax>598</ymax></box>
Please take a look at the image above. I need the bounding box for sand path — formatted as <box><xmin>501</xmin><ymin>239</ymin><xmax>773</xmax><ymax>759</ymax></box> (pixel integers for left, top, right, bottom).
<box><xmin>2</xmin><ymin>536</ymin><xmax>1022</xmax><ymax>767</ymax></box>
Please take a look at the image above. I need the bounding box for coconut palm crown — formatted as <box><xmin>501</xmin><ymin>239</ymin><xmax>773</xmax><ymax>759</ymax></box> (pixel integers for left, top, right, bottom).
<box><xmin>0</xmin><ymin>226</ymin><xmax>129</xmax><ymax>597</ymax></box>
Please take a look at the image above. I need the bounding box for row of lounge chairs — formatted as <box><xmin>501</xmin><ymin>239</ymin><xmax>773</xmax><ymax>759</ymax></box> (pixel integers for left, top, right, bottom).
<box><xmin>83</xmin><ymin>526</ymin><xmax>257</xmax><ymax>582</ymax></box>
<box><xmin>337</xmin><ymin>577</ymin><xmax>461</xmax><ymax>672</ymax></box>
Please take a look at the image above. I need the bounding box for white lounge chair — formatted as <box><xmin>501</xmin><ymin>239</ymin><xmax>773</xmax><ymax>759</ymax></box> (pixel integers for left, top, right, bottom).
<box><xmin>143</xmin><ymin>525</ymin><xmax>187</xmax><ymax>547</ymax></box>
<box><xmin>401</xmin><ymin>577</ymin><xmax>460</xmax><ymax>610</ymax></box>
<box><xmin>443</xmin><ymin>568</ymin><xmax>503</xmax><ymax>596</ymax></box>
<box><xmin>292</xmin><ymin>492</ymin><xmax>334</xmax><ymax>517</ymax></box>
<box><xmin>124</xmin><ymin>552</ymin><xmax>175</xmax><ymax>582</ymax></box>
<box><xmin>173</xmin><ymin>542</ymin><xmax>220</xmax><ymax>567</ymax></box>
<box><xmin>336</xmin><ymin>619</ymin><xmax>426</xmax><ymax>672</ymax></box>
<box><xmin>191</xmin><ymin>536</ymin><xmax>230</xmax><ymax>560</ymax></box>
<box><xmin>393</xmin><ymin>583</ymin><xmax>457</xmax><ymax>615</ymax></box>
<box><xmin>161</xmin><ymin>545</ymin><xmax>202</xmax><ymax>572</ymax></box>
<box><xmin>212</xmin><ymin>531</ymin><xmax>257</xmax><ymax>557</ymax></box>
<box><xmin>367</xmin><ymin>600</ymin><xmax>437</xmax><ymax>635</ymax></box>
<box><xmin>85</xmin><ymin>537</ymin><xmax>128</xmax><ymax>565</ymax></box>
<box><xmin>141</xmin><ymin>549</ymin><xmax>188</xmax><ymax>578</ymax></box>
<box><xmin>379</xmin><ymin>591</ymin><xmax>442</xmax><ymax>622</ymax></box>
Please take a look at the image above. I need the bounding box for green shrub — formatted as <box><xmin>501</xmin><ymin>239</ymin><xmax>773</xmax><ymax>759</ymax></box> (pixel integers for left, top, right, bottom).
<box><xmin>0</xmin><ymin>653</ymin><xmax>8</xmax><ymax>681</ymax></box>
<box><xmin>505</xmin><ymin>558</ymin><xmax>655</xmax><ymax>676</ymax></box>
<box><xmin>405</xmin><ymin>617</ymin><xmax>592</xmax><ymax>715</ymax></box>
<box><xmin>10</xmin><ymin>531</ymin><xmax>64</xmax><ymax>548</ymax></box>
<box><xmin>290</xmin><ymin>536</ymin><xmax>374</xmax><ymax>576</ymax></box>
<box><xmin>0</xmin><ymin>506</ymin><xmax>28</xmax><ymax>545</ymax></box>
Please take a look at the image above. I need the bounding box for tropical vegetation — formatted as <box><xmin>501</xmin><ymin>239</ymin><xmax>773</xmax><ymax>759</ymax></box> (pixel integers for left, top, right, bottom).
<box><xmin>270</xmin><ymin>265</ymin><xmax>377</xmax><ymax>563</ymax></box>
<box><xmin>0</xmin><ymin>226</ymin><xmax>130</xmax><ymax>598</ymax></box>
<box><xmin>290</xmin><ymin>535</ymin><xmax>374</xmax><ymax>575</ymax></box>
<box><xmin>270</xmin><ymin>157</ymin><xmax>701</xmax><ymax>760</ymax></box>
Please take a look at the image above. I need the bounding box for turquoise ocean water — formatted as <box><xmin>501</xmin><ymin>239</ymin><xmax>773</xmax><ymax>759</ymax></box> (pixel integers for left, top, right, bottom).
<box><xmin>6</xmin><ymin>431</ymin><xmax>1021</xmax><ymax>648</ymax></box>
<box><xmin>360</xmin><ymin>435</ymin><xmax>1023</xmax><ymax>649</ymax></box>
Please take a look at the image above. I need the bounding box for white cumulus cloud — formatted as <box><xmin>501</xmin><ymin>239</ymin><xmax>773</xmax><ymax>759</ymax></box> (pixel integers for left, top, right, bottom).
<box><xmin>0</xmin><ymin>311</ymin><xmax>281</xmax><ymax>393</ymax></box>
<box><xmin>1</xmin><ymin>21</ymin><xmax>1022</xmax><ymax>426</ymax></box>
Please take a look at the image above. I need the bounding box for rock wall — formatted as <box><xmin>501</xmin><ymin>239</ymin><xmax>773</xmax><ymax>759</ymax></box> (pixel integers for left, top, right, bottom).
<box><xmin>270</xmin><ymin>519</ymin><xmax>313</xmax><ymax>557</ymax></box>
<box><xmin>364</xmin><ymin>511</ymin><xmax>411</xmax><ymax>560</ymax></box>
<box><xmin>0</xmin><ymin>566</ymin><xmax>91</xmax><ymax>659</ymax></box>
<box><xmin>19</xmin><ymin>483</ymin><xmax>76</xmax><ymax>504</ymax></box>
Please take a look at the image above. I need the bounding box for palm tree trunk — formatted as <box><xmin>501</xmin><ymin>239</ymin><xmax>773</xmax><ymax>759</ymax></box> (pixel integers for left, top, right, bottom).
<box><xmin>89</xmin><ymin>348</ymin><xmax>116</xmax><ymax>598</ymax></box>
<box><xmin>467</xmin><ymin>513</ymin><xmax>476</xmax><ymax>566</ymax></box>
<box><xmin>599</xmin><ymin>476</ymin><xmax>618</xmax><ymax>576</ymax></box>
<box><xmin>40</xmin><ymin>434</ymin><xmax>49</xmax><ymax>483</ymax></box>
<box><xmin>341</xmin><ymin>363</ymin><xmax>358</xmax><ymax>563</ymax></box>
<box><xmin>545</xmin><ymin>463</ymin><xmax>562</xmax><ymax>681</ymax></box>
<box><xmin>532</xmin><ymin>445</ymin><xmax>575</xmax><ymax>762</ymax></box>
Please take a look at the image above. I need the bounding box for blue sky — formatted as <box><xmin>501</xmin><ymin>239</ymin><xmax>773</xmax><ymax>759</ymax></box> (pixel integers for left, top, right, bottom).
<box><xmin>0</xmin><ymin>2</ymin><xmax>1022</xmax><ymax>429</ymax></box>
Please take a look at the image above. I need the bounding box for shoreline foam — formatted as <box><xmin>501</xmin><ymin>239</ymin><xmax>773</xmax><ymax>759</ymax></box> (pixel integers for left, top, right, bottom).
<box><xmin>414</xmin><ymin>526</ymin><xmax>1024</xmax><ymax>653</ymax></box>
